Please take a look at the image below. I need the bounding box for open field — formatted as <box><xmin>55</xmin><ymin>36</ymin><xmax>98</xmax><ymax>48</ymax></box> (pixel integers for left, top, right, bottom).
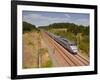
<box><xmin>22</xmin><ymin>31</ymin><xmax>52</xmax><ymax>69</ymax></box>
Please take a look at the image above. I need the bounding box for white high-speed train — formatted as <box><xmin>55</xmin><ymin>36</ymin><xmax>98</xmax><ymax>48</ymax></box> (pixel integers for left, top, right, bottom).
<box><xmin>46</xmin><ymin>32</ymin><xmax>78</xmax><ymax>54</ymax></box>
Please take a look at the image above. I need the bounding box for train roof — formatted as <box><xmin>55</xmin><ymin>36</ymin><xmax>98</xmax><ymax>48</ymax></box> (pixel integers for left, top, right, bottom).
<box><xmin>48</xmin><ymin>32</ymin><xmax>76</xmax><ymax>45</ymax></box>
<box><xmin>59</xmin><ymin>37</ymin><xmax>76</xmax><ymax>45</ymax></box>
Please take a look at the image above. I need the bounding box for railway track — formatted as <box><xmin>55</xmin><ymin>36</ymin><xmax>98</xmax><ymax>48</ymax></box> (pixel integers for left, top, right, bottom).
<box><xmin>74</xmin><ymin>54</ymin><xmax>89</xmax><ymax>65</ymax></box>
<box><xmin>42</xmin><ymin>31</ymin><xmax>89</xmax><ymax>67</ymax></box>
<box><xmin>42</xmin><ymin>32</ymin><xmax>71</xmax><ymax>66</ymax></box>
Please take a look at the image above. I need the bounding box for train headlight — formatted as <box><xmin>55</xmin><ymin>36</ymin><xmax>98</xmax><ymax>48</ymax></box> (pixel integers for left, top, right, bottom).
<box><xmin>70</xmin><ymin>46</ymin><xmax>78</xmax><ymax>53</ymax></box>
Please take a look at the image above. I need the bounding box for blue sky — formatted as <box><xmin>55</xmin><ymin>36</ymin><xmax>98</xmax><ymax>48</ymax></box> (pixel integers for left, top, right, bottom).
<box><xmin>22</xmin><ymin>11</ymin><xmax>90</xmax><ymax>27</ymax></box>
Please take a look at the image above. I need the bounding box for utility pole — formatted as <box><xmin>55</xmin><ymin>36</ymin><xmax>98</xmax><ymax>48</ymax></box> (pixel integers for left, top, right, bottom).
<box><xmin>37</xmin><ymin>32</ymin><xmax>41</xmax><ymax>68</ymax></box>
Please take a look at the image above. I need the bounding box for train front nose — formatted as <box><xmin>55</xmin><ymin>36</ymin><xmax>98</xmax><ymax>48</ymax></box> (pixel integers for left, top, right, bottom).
<box><xmin>72</xmin><ymin>49</ymin><xmax>77</xmax><ymax>54</ymax></box>
<box><xmin>73</xmin><ymin>49</ymin><xmax>78</xmax><ymax>53</ymax></box>
<box><xmin>70</xmin><ymin>46</ymin><xmax>78</xmax><ymax>53</ymax></box>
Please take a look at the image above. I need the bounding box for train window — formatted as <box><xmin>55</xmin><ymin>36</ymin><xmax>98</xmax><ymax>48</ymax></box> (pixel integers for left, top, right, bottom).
<box><xmin>62</xmin><ymin>38</ymin><xmax>68</xmax><ymax>41</ymax></box>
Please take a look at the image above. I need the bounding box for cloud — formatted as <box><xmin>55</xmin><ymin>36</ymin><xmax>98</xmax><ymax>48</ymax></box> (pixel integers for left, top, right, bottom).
<box><xmin>22</xmin><ymin>12</ymin><xmax>89</xmax><ymax>26</ymax></box>
<box><xmin>64</xmin><ymin>14</ymin><xmax>71</xmax><ymax>18</ymax></box>
<box><xmin>23</xmin><ymin>13</ymin><xmax>70</xmax><ymax>26</ymax></box>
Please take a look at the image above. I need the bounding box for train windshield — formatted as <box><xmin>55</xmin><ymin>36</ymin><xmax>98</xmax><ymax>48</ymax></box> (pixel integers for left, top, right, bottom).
<box><xmin>70</xmin><ymin>43</ymin><xmax>77</xmax><ymax>52</ymax></box>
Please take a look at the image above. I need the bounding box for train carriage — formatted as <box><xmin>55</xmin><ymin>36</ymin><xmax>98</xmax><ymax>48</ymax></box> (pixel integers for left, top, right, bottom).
<box><xmin>47</xmin><ymin>31</ymin><xmax>78</xmax><ymax>54</ymax></box>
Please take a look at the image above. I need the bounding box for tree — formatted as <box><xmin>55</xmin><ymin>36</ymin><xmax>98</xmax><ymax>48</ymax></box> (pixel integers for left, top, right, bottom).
<box><xmin>23</xmin><ymin>21</ymin><xmax>37</xmax><ymax>33</ymax></box>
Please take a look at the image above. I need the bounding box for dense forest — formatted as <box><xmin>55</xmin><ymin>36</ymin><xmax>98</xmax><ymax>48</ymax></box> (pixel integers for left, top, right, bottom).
<box><xmin>39</xmin><ymin>23</ymin><xmax>89</xmax><ymax>56</ymax></box>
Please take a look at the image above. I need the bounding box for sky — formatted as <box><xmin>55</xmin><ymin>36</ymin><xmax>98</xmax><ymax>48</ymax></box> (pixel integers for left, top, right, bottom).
<box><xmin>22</xmin><ymin>11</ymin><xmax>90</xmax><ymax>27</ymax></box>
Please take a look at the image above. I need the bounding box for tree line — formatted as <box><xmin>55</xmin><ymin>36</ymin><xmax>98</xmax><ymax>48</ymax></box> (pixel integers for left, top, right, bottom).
<box><xmin>39</xmin><ymin>23</ymin><xmax>89</xmax><ymax>36</ymax></box>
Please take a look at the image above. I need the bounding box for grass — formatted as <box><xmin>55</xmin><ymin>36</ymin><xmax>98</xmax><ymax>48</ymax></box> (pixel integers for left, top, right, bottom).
<box><xmin>42</xmin><ymin>59</ymin><xmax>53</xmax><ymax>67</ymax></box>
<box><xmin>23</xmin><ymin>31</ymin><xmax>53</xmax><ymax>68</ymax></box>
<box><xmin>23</xmin><ymin>32</ymin><xmax>39</xmax><ymax>68</ymax></box>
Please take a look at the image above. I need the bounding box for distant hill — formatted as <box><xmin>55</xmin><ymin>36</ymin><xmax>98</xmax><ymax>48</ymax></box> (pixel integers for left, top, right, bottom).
<box><xmin>38</xmin><ymin>22</ymin><xmax>89</xmax><ymax>35</ymax></box>
<box><xmin>39</xmin><ymin>23</ymin><xmax>88</xmax><ymax>28</ymax></box>
<box><xmin>23</xmin><ymin>21</ymin><xmax>37</xmax><ymax>33</ymax></box>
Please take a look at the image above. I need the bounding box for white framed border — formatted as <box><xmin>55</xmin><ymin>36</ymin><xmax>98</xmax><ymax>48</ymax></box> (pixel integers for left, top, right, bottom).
<box><xmin>17</xmin><ymin>5</ymin><xmax>95</xmax><ymax>75</ymax></box>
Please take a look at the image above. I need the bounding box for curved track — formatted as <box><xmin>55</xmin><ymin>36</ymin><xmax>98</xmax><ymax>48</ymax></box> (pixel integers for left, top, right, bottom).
<box><xmin>42</xmin><ymin>31</ymin><xmax>89</xmax><ymax>67</ymax></box>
